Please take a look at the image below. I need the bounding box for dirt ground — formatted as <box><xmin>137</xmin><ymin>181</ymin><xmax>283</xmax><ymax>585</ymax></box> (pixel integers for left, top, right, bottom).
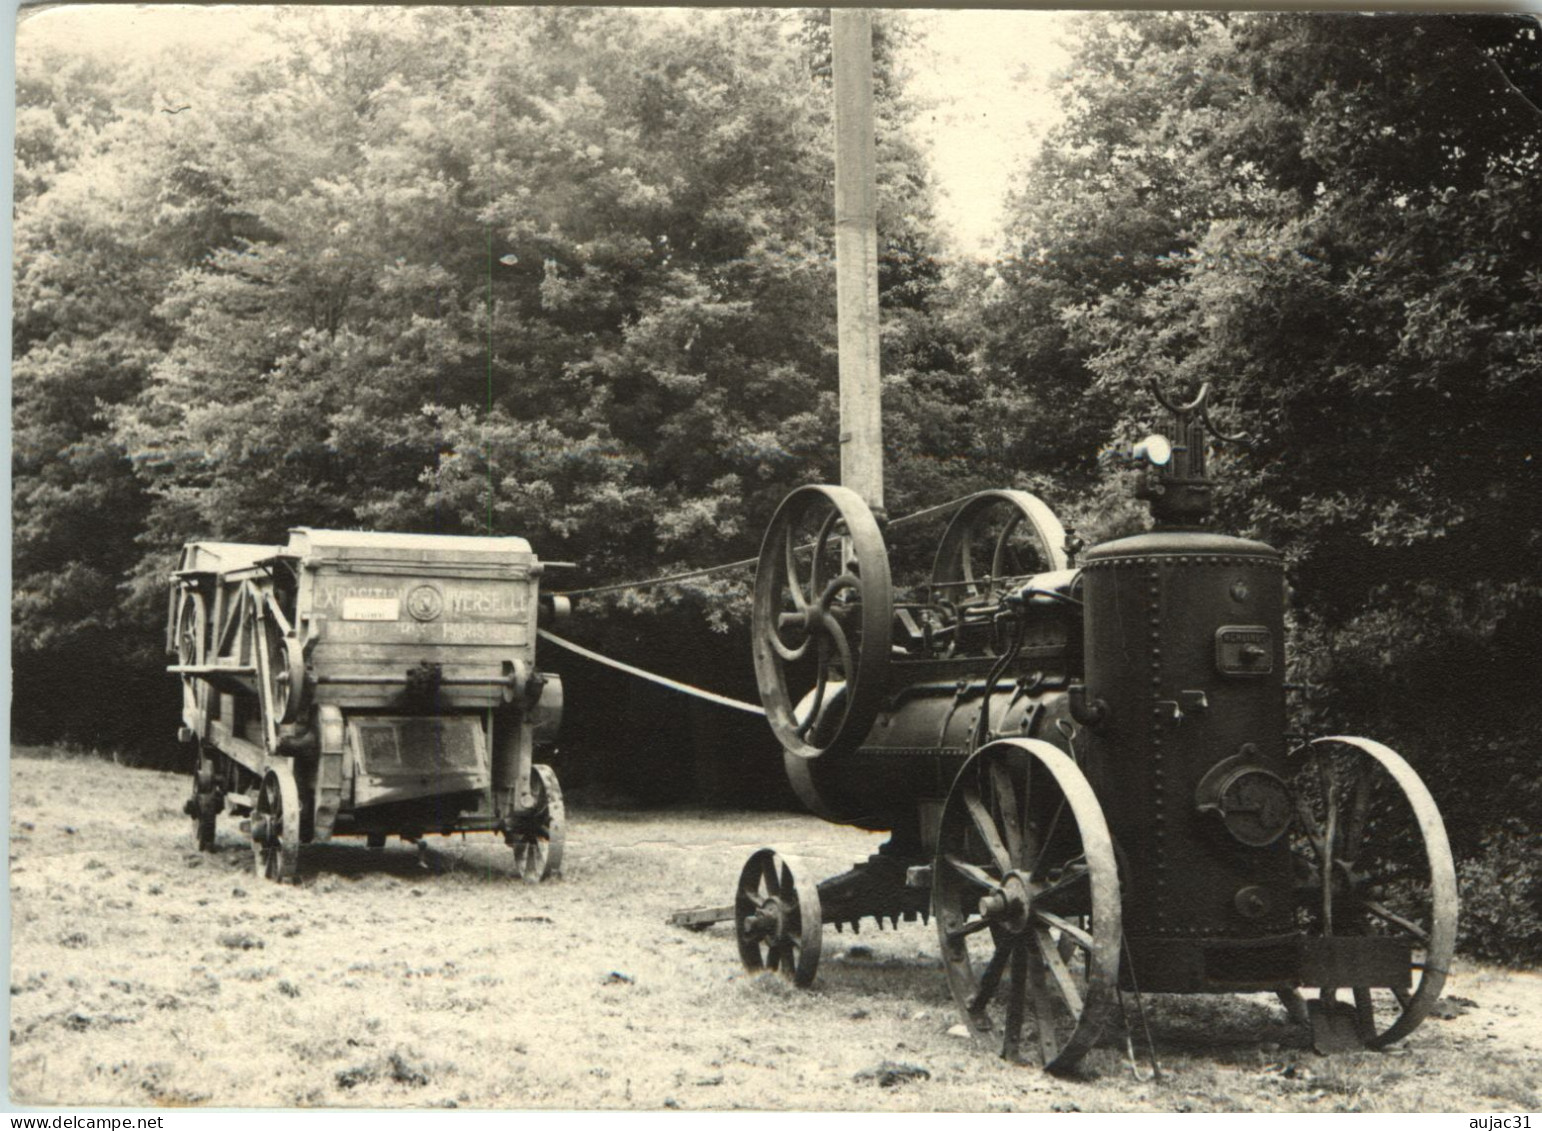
<box><xmin>7</xmin><ymin>748</ymin><xmax>1541</xmax><ymax>1112</ymax></box>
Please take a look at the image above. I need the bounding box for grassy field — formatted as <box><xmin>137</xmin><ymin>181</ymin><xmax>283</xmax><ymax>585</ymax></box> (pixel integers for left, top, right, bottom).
<box><xmin>7</xmin><ymin>747</ymin><xmax>1540</xmax><ymax>1112</ymax></box>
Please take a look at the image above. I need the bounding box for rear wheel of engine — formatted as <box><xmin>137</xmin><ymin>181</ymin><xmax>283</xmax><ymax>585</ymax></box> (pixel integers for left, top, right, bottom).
<box><xmin>1289</xmin><ymin>736</ymin><xmax>1457</xmax><ymax>1048</ymax></box>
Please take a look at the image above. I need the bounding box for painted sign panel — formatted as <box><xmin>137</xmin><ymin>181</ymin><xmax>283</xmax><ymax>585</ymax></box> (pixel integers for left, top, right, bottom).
<box><xmin>342</xmin><ymin>596</ymin><xmax>401</xmax><ymax>621</ymax></box>
<box><xmin>317</xmin><ymin>580</ymin><xmax>529</xmax><ymax>623</ymax></box>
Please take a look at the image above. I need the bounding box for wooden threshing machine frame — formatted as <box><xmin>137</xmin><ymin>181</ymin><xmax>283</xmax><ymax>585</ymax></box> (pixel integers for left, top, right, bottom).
<box><xmin>169</xmin><ymin>529</ymin><xmax>567</xmax><ymax>882</ymax></box>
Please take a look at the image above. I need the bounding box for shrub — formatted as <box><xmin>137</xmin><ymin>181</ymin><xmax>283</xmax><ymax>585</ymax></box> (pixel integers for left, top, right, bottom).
<box><xmin>1455</xmin><ymin>820</ymin><xmax>1542</xmax><ymax>968</ymax></box>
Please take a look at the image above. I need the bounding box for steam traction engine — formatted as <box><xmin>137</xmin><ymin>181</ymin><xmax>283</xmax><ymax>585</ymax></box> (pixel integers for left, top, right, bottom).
<box><xmin>729</xmin><ymin>386</ymin><xmax>1456</xmax><ymax>1072</ymax></box>
<box><xmin>168</xmin><ymin>529</ymin><xmax>567</xmax><ymax>882</ymax></box>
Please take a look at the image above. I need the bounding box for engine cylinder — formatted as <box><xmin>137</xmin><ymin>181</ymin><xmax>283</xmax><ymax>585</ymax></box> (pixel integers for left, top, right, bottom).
<box><xmin>1080</xmin><ymin>530</ymin><xmax>1295</xmax><ymax>943</ymax></box>
<box><xmin>787</xmin><ymin>682</ymin><xmax>1075</xmax><ymax>847</ymax></box>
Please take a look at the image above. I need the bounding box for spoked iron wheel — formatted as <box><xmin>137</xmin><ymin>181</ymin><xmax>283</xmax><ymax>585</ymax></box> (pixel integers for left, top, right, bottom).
<box><xmin>735</xmin><ymin>848</ymin><xmax>823</xmax><ymax>987</ymax></box>
<box><xmin>508</xmin><ymin>764</ymin><xmax>565</xmax><ymax>882</ymax></box>
<box><xmin>1289</xmin><ymin>736</ymin><xmax>1457</xmax><ymax>1048</ymax></box>
<box><xmin>189</xmin><ymin>753</ymin><xmax>220</xmax><ymax>852</ymax></box>
<box><xmin>929</xmin><ymin>490</ymin><xmax>1070</xmax><ymax>605</ymax></box>
<box><xmin>251</xmin><ymin>762</ymin><xmax>301</xmax><ymax>883</ymax></box>
<box><xmin>175</xmin><ymin>589</ymin><xmax>208</xmax><ymax>717</ymax></box>
<box><xmin>261</xmin><ymin>617</ymin><xmax>307</xmax><ymax>728</ymax></box>
<box><xmin>751</xmin><ymin>485</ymin><xmax>892</xmax><ymax>761</ymax></box>
<box><xmin>934</xmin><ymin>739</ymin><xmax>1121</xmax><ymax>1073</ymax></box>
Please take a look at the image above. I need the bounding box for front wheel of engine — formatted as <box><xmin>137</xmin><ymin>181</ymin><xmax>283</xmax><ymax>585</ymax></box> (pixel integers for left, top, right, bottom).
<box><xmin>735</xmin><ymin>848</ymin><xmax>823</xmax><ymax>988</ymax></box>
<box><xmin>934</xmin><ymin>738</ymin><xmax>1121</xmax><ymax>1073</ymax></box>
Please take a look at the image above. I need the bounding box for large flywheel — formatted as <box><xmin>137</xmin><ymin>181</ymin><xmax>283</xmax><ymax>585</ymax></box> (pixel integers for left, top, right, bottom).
<box><xmin>934</xmin><ymin>739</ymin><xmax>1121</xmax><ymax>1074</ymax></box>
<box><xmin>752</xmin><ymin>485</ymin><xmax>892</xmax><ymax>761</ymax></box>
<box><xmin>930</xmin><ymin>490</ymin><xmax>1070</xmax><ymax>605</ymax></box>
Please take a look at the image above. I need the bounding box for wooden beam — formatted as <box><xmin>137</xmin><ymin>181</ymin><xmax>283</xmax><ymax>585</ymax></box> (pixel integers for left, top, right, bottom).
<box><xmin>833</xmin><ymin>8</ymin><xmax>884</xmax><ymax>514</ymax></box>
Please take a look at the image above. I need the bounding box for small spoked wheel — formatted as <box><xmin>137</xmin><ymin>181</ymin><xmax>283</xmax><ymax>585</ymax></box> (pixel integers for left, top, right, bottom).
<box><xmin>251</xmin><ymin>762</ymin><xmax>301</xmax><ymax>883</ymax></box>
<box><xmin>752</xmin><ymin>485</ymin><xmax>892</xmax><ymax>761</ymax></box>
<box><xmin>189</xmin><ymin>754</ymin><xmax>220</xmax><ymax>852</ymax></box>
<box><xmin>1289</xmin><ymin>736</ymin><xmax>1457</xmax><ymax>1048</ymax></box>
<box><xmin>934</xmin><ymin>739</ymin><xmax>1121</xmax><ymax>1073</ymax></box>
<box><xmin>262</xmin><ymin>619</ymin><xmax>307</xmax><ymax>727</ymax></box>
<box><xmin>175</xmin><ymin>589</ymin><xmax>208</xmax><ymax>665</ymax></box>
<box><xmin>175</xmin><ymin>589</ymin><xmax>208</xmax><ymax>716</ymax></box>
<box><xmin>509</xmin><ymin>764</ymin><xmax>565</xmax><ymax>882</ymax></box>
<box><xmin>735</xmin><ymin>848</ymin><xmax>823</xmax><ymax>987</ymax></box>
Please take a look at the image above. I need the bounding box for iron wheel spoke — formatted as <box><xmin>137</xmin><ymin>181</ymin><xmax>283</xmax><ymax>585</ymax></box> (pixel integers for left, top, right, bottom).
<box><xmin>1341</xmin><ymin>759</ymin><xmax>1372</xmax><ymax>863</ymax></box>
<box><xmin>796</xmin><ymin>637</ymin><xmax>831</xmax><ymax>737</ymax></box>
<box><xmin>822</xmin><ymin>613</ymin><xmax>854</xmax><ymax>685</ymax></box>
<box><xmin>960</xmin><ymin>537</ymin><xmax>980</xmax><ymax>594</ymax></box>
<box><xmin>816</xmin><ymin>571</ymin><xmax>859</xmax><ymax>610</ymax></box>
<box><xmin>946</xmin><ymin>915</ymin><xmax>996</xmax><ymax>944</ymax></box>
<box><xmin>1031</xmin><ymin>797</ymin><xmax>1065</xmax><ymax>880</ymax></box>
<box><xmin>944</xmin><ymin>853</ymin><xmax>999</xmax><ymax>890</ymax></box>
<box><xmin>991</xmin><ymin>516</ymin><xmax>1024</xmax><ymax>597</ymax></box>
<box><xmin>761</xmin><ymin>854</ymin><xmax>781</xmax><ymax>899</ymax></box>
<box><xmin>1295</xmin><ymin>793</ymin><xmax>1328</xmax><ymax>863</ymax></box>
<box><xmin>1035</xmin><ymin>927</ymin><xmax>1085</xmax><ymax>1016</ymax></box>
<box><xmin>809</xmin><ymin>509</ymin><xmax>841</xmax><ymax>602</ymax></box>
<box><xmin>1004</xmin><ymin>939</ymin><xmax>1029</xmax><ymax>1060</ymax></box>
<box><xmin>989</xmin><ymin>758</ymin><xmax>1023</xmax><ymax>868</ymax></box>
<box><xmin>1321</xmin><ymin>758</ymin><xmax>1339</xmax><ymax>935</ymax></box>
<box><xmin>962</xmin><ymin>781</ymin><xmax>1013</xmax><ymax>875</ymax></box>
<box><xmin>1361</xmin><ymin>899</ymin><xmax>1431</xmax><ymax>943</ymax></box>
<box><xmin>1032</xmin><ymin>907</ymin><xmax>1094</xmax><ymax>952</ymax></box>
<box><xmin>1032</xmin><ymin>863</ymin><xmax>1089</xmax><ymax>907</ymax></box>
<box><xmin>783</xmin><ymin>526</ymin><xmax>809</xmax><ymax>611</ymax></box>
<box><xmin>968</xmin><ymin>936</ymin><xmax>1015</xmax><ymax>1016</ymax></box>
<box><xmin>768</xmin><ymin>616</ymin><xmax>811</xmax><ymax>663</ymax></box>
<box><xmin>1027</xmin><ymin>940</ymin><xmax>1058</xmax><ymax>1065</ymax></box>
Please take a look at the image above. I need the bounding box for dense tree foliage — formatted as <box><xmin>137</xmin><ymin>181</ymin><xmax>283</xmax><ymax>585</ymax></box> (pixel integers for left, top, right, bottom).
<box><xmin>981</xmin><ymin>12</ymin><xmax>1542</xmax><ymax>960</ymax></box>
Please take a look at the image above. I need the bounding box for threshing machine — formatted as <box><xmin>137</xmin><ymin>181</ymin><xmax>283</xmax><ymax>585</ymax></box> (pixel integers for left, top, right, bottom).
<box><xmin>168</xmin><ymin>529</ymin><xmax>567</xmax><ymax>882</ymax></box>
<box><xmin>719</xmin><ymin>385</ymin><xmax>1457</xmax><ymax>1072</ymax></box>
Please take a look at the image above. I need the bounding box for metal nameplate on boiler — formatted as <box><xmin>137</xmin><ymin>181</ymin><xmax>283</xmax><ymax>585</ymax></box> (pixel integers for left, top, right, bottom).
<box><xmin>1215</xmin><ymin>625</ymin><xmax>1273</xmax><ymax>676</ymax></box>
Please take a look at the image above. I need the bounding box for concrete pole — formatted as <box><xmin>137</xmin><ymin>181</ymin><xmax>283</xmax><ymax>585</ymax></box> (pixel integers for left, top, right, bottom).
<box><xmin>833</xmin><ymin>8</ymin><xmax>884</xmax><ymax>515</ymax></box>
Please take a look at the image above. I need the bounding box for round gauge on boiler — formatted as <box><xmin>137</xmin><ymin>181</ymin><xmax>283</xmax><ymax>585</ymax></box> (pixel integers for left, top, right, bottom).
<box><xmin>1216</xmin><ymin>768</ymin><xmax>1294</xmax><ymax>847</ymax></box>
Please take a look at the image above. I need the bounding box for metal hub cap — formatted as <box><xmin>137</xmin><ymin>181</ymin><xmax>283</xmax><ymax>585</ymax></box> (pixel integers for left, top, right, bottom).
<box><xmin>745</xmin><ymin>898</ymin><xmax>787</xmax><ymax>942</ymax></box>
<box><xmin>978</xmin><ymin>871</ymin><xmax>1033</xmax><ymax>934</ymax></box>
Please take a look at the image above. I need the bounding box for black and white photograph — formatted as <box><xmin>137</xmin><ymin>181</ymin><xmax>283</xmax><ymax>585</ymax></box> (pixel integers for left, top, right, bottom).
<box><xmin>8</xmin><ymin>3</ymin><xmax>1542</xmax><ymax>1114</ymax></box>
